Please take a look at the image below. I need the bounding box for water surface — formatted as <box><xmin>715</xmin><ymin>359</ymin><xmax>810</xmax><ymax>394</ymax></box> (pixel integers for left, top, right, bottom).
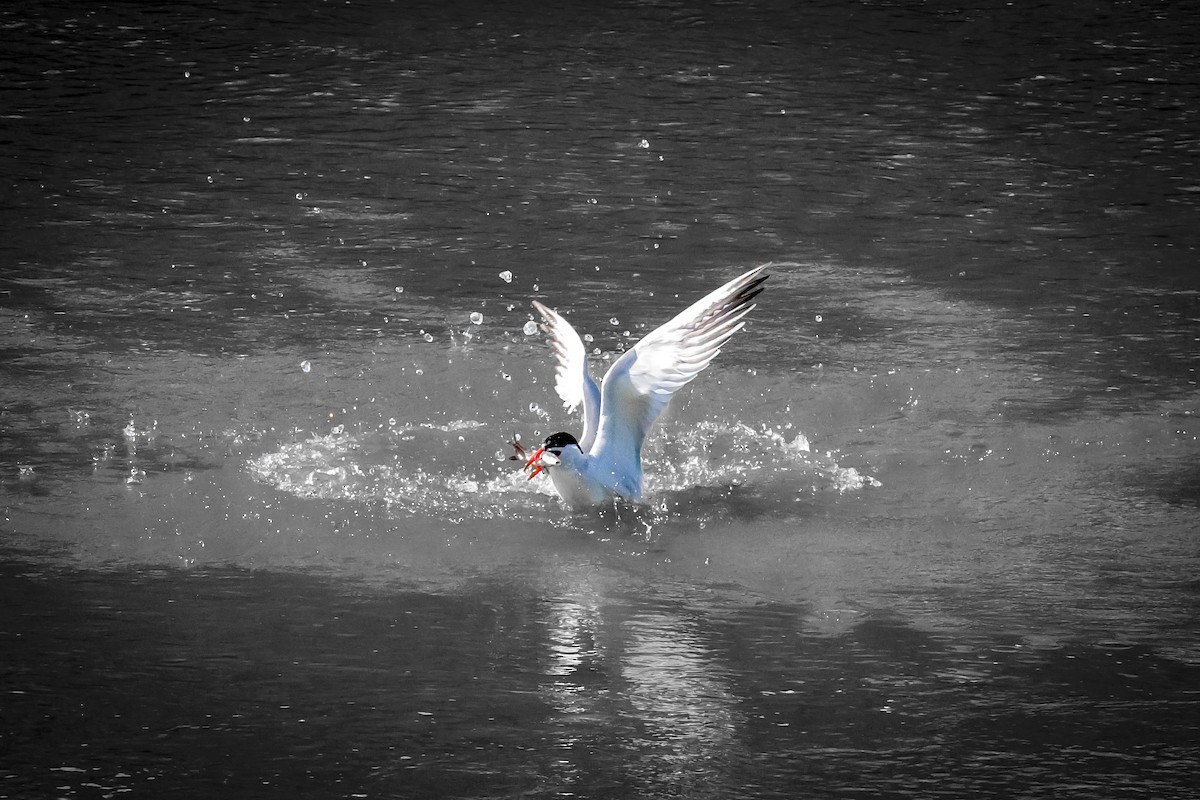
<box><xmin>2</xmin><ymin>1</ymin><xmax>1198</xmax><ymax>797</ymax></box>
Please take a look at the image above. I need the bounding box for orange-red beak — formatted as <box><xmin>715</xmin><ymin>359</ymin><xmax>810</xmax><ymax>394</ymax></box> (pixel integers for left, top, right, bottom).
<box><xmin>523</xmin><ymin>447</ymin><xmax>546</xmax><ymax>480</ymax></box>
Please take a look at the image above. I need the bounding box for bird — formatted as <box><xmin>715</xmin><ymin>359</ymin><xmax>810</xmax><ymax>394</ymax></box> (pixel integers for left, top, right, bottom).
<box><xmin>521</xmin><ymin>264</ymin><xmax>769</xmax><ymax>509</ymax></box>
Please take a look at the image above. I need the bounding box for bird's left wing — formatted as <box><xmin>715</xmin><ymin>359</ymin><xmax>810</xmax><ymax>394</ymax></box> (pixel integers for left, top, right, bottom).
<box><xmin>626</xmin><ymin>264</ymin><xmax>768</xmax><ymax>398</ymax></box>
<box><xmin>532</xmin><ymin>300</ymin><xmax>601</xmax><ymax>451</ymax></box>
<box><xmin>591</xmin><ymin>264</ymin><xmax>770</xmax><ymax>457</ymax></box>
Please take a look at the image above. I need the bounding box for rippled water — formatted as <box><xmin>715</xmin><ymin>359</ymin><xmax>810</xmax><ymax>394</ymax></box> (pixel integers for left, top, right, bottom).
<box><xmin>3</xmin><ymin>1</ymin><xmax>1199</xmax><ymax>797</ymax></box>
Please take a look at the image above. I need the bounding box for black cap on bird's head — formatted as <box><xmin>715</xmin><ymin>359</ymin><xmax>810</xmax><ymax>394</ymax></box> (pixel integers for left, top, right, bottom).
<box><xmin>523</xmin><ymin>431</ymin><xmax>580</xmax><ymax>479</ymax></box>
<box><xmin>541</xmin><ymin>432</ymin><xmax>579</xmax><ymax>451</ymax></box>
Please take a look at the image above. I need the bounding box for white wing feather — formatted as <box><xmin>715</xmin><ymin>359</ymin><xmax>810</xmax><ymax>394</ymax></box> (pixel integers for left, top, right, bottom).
<box><xmin>589</xmin><ymin>264</ymin><xmax>770</xmax><ymax>473</ymax></box>
<box><xmin>532</xmin><ymin>300</ymin><xmax>601</xmax><ymax>451</ymax></box>
<box><xmin>624</xmin><ymin>264</ymin><xmax>768</xmax><ymax>397</ymax></box>
<box><xmin>619</xmin><ymin>263</ymin><xmax>768</xmax><ymax>398</ymax></box>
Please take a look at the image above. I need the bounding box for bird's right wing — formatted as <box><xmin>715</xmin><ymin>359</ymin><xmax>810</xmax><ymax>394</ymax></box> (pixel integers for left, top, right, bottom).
<box><xmin>532</xmin><ymin>300</ymin><xmax>601</xmax><ymax>451</ymax></box>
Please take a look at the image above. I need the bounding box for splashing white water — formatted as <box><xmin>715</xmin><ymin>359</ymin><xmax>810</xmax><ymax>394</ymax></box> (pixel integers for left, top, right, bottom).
<box><xmin>246</xmin><ymin>415</ymin><xmax>878</xmax><ymax>525</ymax></box>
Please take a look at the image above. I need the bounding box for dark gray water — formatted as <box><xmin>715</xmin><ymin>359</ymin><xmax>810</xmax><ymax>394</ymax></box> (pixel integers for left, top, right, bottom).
<box><xmin>2</xmin><ymin>1</ymin><xmax>1198</xmax><ymax>797</ymax></box>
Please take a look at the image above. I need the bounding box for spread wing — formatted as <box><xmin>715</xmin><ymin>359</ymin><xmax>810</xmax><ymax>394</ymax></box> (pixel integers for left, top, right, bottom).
<box><xmin>591</xmin><ymin>264</ymin><xmax>770</xmax><ymax>462</ymax></box>
<box><xmin>532</xmin><ymin>300</ymin><xmax>601</xmax><ymax>452</ymax></box>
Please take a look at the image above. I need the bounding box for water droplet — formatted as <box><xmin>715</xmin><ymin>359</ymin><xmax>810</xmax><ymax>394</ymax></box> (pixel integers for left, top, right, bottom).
<box><xmin>498</xmin><ymin>270</ymin><xmax>513</xmax><ymax>283</ymax></box>
<box><xmin>301</xmin><ymin>360</ymin><xmax>311</xmax><ymax>373</ymax></box>
<box><xmin>523</xmin><ymin>320</ymin><xmax>539</xmax><ymax>336</ymax></box>
<box><xmin>470</xmin><ymin>312</ymin><xmax>484</xmax><ymax>325</ymax></box>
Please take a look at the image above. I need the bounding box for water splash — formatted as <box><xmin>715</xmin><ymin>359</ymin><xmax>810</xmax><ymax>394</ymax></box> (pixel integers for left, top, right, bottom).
<box><xmin>647</xmin><ymin>420</ymin><xmax>880</xmax><ymax>499</ymax></box>
<box><xmin>246</xmin><ymin>416</ymin><xmax>878</xmax><ymax>526</ymax></box>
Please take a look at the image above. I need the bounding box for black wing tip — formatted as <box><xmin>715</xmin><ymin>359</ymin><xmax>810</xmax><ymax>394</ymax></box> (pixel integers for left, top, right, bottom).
<box><xmin>742</xmin><ymin>285</ymin><xmax>766</xmax><ymax>307</ymax></box>
<box><xmin>736</xmin><ymin>273</ymin><xmax>769</xmax><ymax>306</ymax></box>
<box><xmin>743</xmin><ymin>263</ymin><xmax>771</xmax><ymax>286</ymax></box>
<box><xmin>747</xmin><ymin>263</ymin><xmax>772</xmax><ymax>280</ymax></box>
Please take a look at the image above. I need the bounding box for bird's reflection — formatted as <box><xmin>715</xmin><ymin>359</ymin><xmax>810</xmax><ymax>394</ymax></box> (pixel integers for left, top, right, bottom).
<box><xmin>622</xmin><ymin>612</ymin><xmax>737</xmax><ymax>780</ymax></box>
<box><xmin>543</xmin><ymin>594</ymin><xmax>604</xmax><ymax>714</ymax></box>
<box><xmin>538</xmin><ymin>574</ymin><xmax>738</xmax><ymax>792</ymax></box>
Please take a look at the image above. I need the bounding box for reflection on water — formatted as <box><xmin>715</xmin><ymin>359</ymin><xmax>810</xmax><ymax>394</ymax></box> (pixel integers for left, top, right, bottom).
<box><xmin>3</xmin><ymin>0</ymin><xmax>1200</xmax><ymax>797</ymax></box>
<box><xmin>623</xmin><ymin>612</ymin><xmax>738</xmax><ymax>789</ymax></box>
